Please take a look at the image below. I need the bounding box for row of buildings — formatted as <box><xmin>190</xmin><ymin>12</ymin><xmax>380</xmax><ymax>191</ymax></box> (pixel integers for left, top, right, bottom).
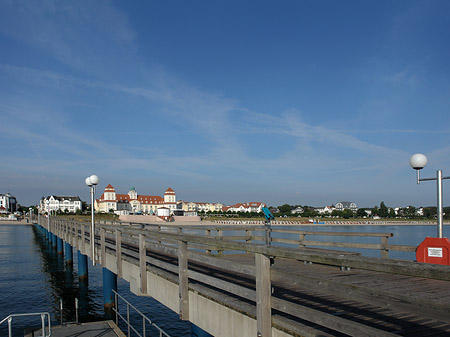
<box><xmin>291</xmin><ymin>202</ymin><xmax>358</xmax><ymax>215</ymax></box>
<box><xmin>38</xmin><ymin>184</ymin><xmax>268</xmax><ymax>215</ymax></box>
<box><xmin>38</xmin><ymin>184</ymin><xmax>363</xmax><ymax>216</ymax></box>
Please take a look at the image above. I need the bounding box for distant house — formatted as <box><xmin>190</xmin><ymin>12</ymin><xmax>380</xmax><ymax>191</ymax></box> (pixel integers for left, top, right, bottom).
<box><xmin>177</xmin><ymin>200</ymin><xmax>224</xmax><ymax>213</ymax></box>
<box><xmin>335</xmin><ymin>201</ymin><xmax>357</xmax><ymax>212</ymax></box>
<box><xmin>40</xmin><ymin>196</ymin><xmax>82</xmax><ymax>213</ymax></box>
<box><xmin>291</xmin><ymin>207</ymin><xmax>304</xmax><ymax>214</ymax></box>
<box><xmin>316</xmin><ymin>205</ymin><xmax>335</xmax><ymax>215</ymax></box>
<box><xmin>223</xmin><ymin>202</ymin><xmax>267</xmax><ymax>213</ymax></box>
<box><xmin>0</xmin><ymin>193</ymin><xmax>17</xmax><ymax>213</ymax></box>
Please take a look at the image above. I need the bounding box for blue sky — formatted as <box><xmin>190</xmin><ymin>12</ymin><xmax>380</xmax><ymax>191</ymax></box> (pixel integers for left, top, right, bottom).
<box><xmin>1</xmin><ymin>0</ymin><xmax>450</xmax><ymax>208</ymax></box>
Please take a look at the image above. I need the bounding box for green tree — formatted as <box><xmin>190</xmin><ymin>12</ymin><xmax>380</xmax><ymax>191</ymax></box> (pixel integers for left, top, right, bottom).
<box><xmin>357</xmin><ymin>208</ymin><xmax>368</xmax><ymax>218</ymax></box>
<box><xmin>342</xmin><ymin>209</ymin><xmax>354</xmax><ymax>219</ymax></box>
<box><xmin>405</xmin><ymin>206</ymin><xmax>416</xmax><ymax>218</ymax></box>
<box><xmin>423</xmin><ymin>207</ymin><xmax>436</xmax><ymax>219</ymax></box>
<box><xmin>372</xmin><ymin>206</ymin><xmax>379</xmax><ymax>217</ymax></box>
<box><xmin>388</xmin><ymin>208</ymin><xmax>396</xmax><ymax>218</ymax></box>
<box><xmin>331</xmin><ymin>210</ymin><xmax>343</xmax><ymax>218</ymax></box>
<box><xmin>278</xmin><ymin>204</ymin><xmax>292</xmax><ymax>216</ymax></box>
<box><xmin>379</xmin><ymin>202</ymin><xmax>388</xmax><ymax>218</ymax></box>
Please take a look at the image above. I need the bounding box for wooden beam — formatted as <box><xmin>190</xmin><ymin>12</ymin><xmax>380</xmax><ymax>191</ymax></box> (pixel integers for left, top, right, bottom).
<box><xmin>100</xmin><ymin>228</ymin><xmax>106</xmax><ymax>267</ymax></box>
<box><xmin>139</xmin><ymin>234</ymin><xmax>147</xmax><ymax>294</ymax></box>
<box><xmin>80</xmin><ymin>224</ymin><xmax>85</xmax><ymax>254</ymax></box>
<box><xmin>255</xmin><ymin>253</ymin><xmax>271</xmax><ymax>337</ymax></box>
<box><xmin>178</xmin><ymin>240</ymin><xmax>189</xmax><ymax>320</ymax></box>
<box><xmin>116</xmin><ymin>230</ymin><xmax>122</xmax><ymax>278</ymax></box>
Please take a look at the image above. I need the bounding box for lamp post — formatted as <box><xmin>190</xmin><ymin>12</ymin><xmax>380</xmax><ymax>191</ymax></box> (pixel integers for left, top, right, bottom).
<box><xmin>85</xmin><ymin>174</ymin><xmax>99</xmax><ymax>265</ymax></box>
<box><xmin>409</xmin><ymin>154</ymin><xmax>449</xmax><ymax>238</ymax></box>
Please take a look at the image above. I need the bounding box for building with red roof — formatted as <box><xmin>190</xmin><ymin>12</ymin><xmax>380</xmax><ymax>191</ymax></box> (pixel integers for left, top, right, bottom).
<box><xmin>95</xmin><ymin>185</ymin><xmax>177</xmax><ymax>215</ymax></box>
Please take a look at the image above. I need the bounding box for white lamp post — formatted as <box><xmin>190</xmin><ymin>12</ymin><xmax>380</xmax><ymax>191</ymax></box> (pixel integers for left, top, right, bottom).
<box><xmin>409</xmin><ymin>154</ymin><xmax>449</xmax><ymax>238</ymax></box>
<box><xmin>85</xmin><ymin>174</ymin><xmax>99</xmax><ymax>265</ymax></box>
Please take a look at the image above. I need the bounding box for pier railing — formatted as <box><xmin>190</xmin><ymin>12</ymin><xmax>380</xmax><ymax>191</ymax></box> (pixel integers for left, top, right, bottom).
<box><xmin>112</xmin><ymin>290</ymin><xmax>170</xmax><ymax>337</ymax></box>
<box><xmin>80</xmin><ymin>220</ymin><xmax>415</xmax><ymax>259</ymax></box>
<box><xmin>41</xmin><ymin>216</ymin><xmax>450</xmax><ymax>337</ymax></box>
<box><xmin>0</xmin><ymin>312</ymin><xmax>51</xmax><ymax>337</ymax></box>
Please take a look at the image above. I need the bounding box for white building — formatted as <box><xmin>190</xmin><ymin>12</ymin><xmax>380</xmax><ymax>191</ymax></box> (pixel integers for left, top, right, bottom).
<box><xmin>0</xmin><ymin>193</ymin><xmax>17</xmax><ymax>213</ymax></box>
<box><xmin>177</xmin><ymin>201</ymin><xmax>224</xmax><ymax>213</ymax></box>
<box><xmin>335</xmin><ymin>201</ymin><xmax>358</xmax><ymax>212</ymax></box>
<box><xmin>223</xmin><ymin>202</ymin><xmax>267</xmax><ymax>213</ymax></box>
<box><xmin>95</xmin><ymin>185</ymin><xmax>177</xmax><ymax>215</ymax></box>
<box><xmin>316</xmin><ymin>205</ymin><xmax>335</xmax><ymax>215</ymax></box>
<box><xmin>39</xmin><ymin>196</ymin><xmax>82</xmax><ymax>214</ymax></box>
<box><xmin>291</xmin><ymin>206</ymin><xmax>304</xmax><ymax>215</ymax></box>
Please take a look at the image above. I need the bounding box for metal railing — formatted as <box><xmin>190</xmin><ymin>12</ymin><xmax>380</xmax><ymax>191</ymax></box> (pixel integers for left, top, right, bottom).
<box><xmin>0</xmin><ymin>312</ymin><xmax>51</xmax><ymax>337</ymax></box>
<box><xmin>112</xmin><ymin>290</ymin><xmax>170</xmax><ymax>337</ymax></box>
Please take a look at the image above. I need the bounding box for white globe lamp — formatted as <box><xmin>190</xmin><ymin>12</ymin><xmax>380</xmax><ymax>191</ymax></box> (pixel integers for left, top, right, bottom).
<box><xmin>409</xmin><ymin>153</ymin><xmax>428</xmax><ymax>170</ymax></box>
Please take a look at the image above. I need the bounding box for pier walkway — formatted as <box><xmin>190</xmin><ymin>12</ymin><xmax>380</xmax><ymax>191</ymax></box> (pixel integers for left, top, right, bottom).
<box><xmin>39</xmin><ymin>217</ymin><xmax>450</xmax><ymax>337</ymax></box>
<box><xmin>26</xmin><ymin>320</ymin><xmax>125</xmax><ymax>337</ymax></box>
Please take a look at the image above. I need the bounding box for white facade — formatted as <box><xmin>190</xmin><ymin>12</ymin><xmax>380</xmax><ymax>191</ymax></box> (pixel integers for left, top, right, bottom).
<box><xmin>0</xmin><ymin>193</ymin><xmax>17</xmax><ymax>213</ymax></box>
<box><xmin>177</xmin><ymin>201</ymin><xmax>224</xmax><ymax>213</ymax></box>
<box><xmin>39</xmin><ymin>196</ymin><xmax>82</xmax><ymax>214</ymax></box>
<box><xmin>316</xmin><ymin>205</ymin><xmax>335</xmax><ymax>215</ymax></box>
<box><xmin>291</xmin><ymin>207</ymin><xmax>304</xmax><ymax>214</ymax></box>
<box><xmin>335</xmin><ymin>201</ymin><xmax>358</xmax><ymax>212</ymax></box>
<box><xmin>224</xmin><ymin>202</ymin><xmax>267</xmax><ymax>213</ymax></box>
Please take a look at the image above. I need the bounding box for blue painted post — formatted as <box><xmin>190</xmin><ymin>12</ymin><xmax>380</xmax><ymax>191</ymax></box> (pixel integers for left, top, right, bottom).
<box><xmin>52</xmin><ymin>233</ymin><xmax>57</xmax><ymax>248</ymax></box>
<box><xmin>57</xmin><ymin>237</ymin><xmax>63</xmax><ymax>254</ymax></box>
<box><xmin>65</xmin><ymin>242</ymin><xmax>73</xmax><ymax>265</ymax></box>
<box><xmin>78</xmin><ymin>250</ymin><xmax>88</xmax><ymax>280</ymax></box>
<box><xmin>102</xmin><ymin>268</ymin><xmax>117</xmax><ymax>310</ymax></box>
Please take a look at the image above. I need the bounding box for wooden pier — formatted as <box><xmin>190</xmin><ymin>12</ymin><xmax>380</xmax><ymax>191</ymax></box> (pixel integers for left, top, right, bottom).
<box><xmin>41</xmin><ymin>217</ymin><xmax>450</xmax><ymax>336</ymax></box>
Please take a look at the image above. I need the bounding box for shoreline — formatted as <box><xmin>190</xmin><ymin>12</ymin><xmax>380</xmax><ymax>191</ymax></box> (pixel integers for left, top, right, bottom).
<box><xmin>0</xmin><ymin>220</ymin><xmax>31</xmax><ymax>225</ymax></box>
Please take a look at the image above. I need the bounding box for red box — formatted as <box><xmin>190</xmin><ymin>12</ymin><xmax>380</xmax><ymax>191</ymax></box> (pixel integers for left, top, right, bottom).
<box><xmin>416</xmin><ymin>237</ymin><xmax>450</xmax><ymax>265</ymax></box>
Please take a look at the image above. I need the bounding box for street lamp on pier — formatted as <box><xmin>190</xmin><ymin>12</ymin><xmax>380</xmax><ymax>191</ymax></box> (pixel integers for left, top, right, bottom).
<box><xmin>85</xmin><ymin>174</ymin><xmax>99</xmax><ymax>266</ymax></box>
<box><xmin>410</xmin><ymin>154</ymin><xmax>450</xmax><ymax>265</ymax></box>
<box><xmin>409</xmin><ymin>154</ymin><xmax>449</xmax><ymax>238</ymax></box>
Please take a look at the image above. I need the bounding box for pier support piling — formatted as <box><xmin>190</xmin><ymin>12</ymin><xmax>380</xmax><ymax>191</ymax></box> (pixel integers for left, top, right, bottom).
<box><xmin>77</xmin><ymin>250</ymin><xmax>88</xmax><ymax>281</ymax></box>
<box><xmin>65</xmin><ymin>242</ymin><xmax>73</xmax><ymax>265</ymax></box>
<box><xmin>57</xmin><ymin>237</ymin><xmax>63</xmax><ymax>254</ymax></box>
<box><xmin>102</xmin><ymin>268</ymin><xmax>117</xmax><ymax>311</ymax></box>
<box><xmin>51</xmin><ymin>233</ymin><xmax>57</xmax><ymax>248</ymax></box>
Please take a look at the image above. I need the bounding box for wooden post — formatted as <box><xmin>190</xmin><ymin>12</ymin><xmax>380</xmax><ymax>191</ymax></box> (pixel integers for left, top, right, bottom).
<box><xmin>100</xmin><ymin>228</ymin><xmax>106</xmax><ymax>267</ymax></box>
<box><xmin>205</xmin><ymin>229</ymin><xmax>211</xmax><ymax>254</ymax></box>
<box><xmin>139</xmin><ymin>234</ymin><xmax>147</xmax><ymax>294</ymax></box>
<box><xmin>217</xmin><ymin>229</ymin><xmax>223</xmax><ymax>256</ymax></box>
<box><xmin>381</xmin><ymin>236</ymin><xmax>389</xmax><ymax>259</ymax></box>
<box><xmin>299</xmin><ymin>233</ymin><xmax>305</xmax><ymax>247</ymax></box>
<box><xmin>80</xmin><ymin>224</ymin><xmax>85</xmax><ymax>254</ymax></box>
<box><xmin>116</xmin><ymin>230</ymin><xmax>122</xmax><ymax>278</ymax></box>
<box><xmin>255</xmin><ymin>253</ymin><xmax>272</xmax><ymax>337</ymax></box>
<box><xmin>178</xmin><ymin>240</ymin><xmax>189</xmax><ymax>320</ymax></box>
